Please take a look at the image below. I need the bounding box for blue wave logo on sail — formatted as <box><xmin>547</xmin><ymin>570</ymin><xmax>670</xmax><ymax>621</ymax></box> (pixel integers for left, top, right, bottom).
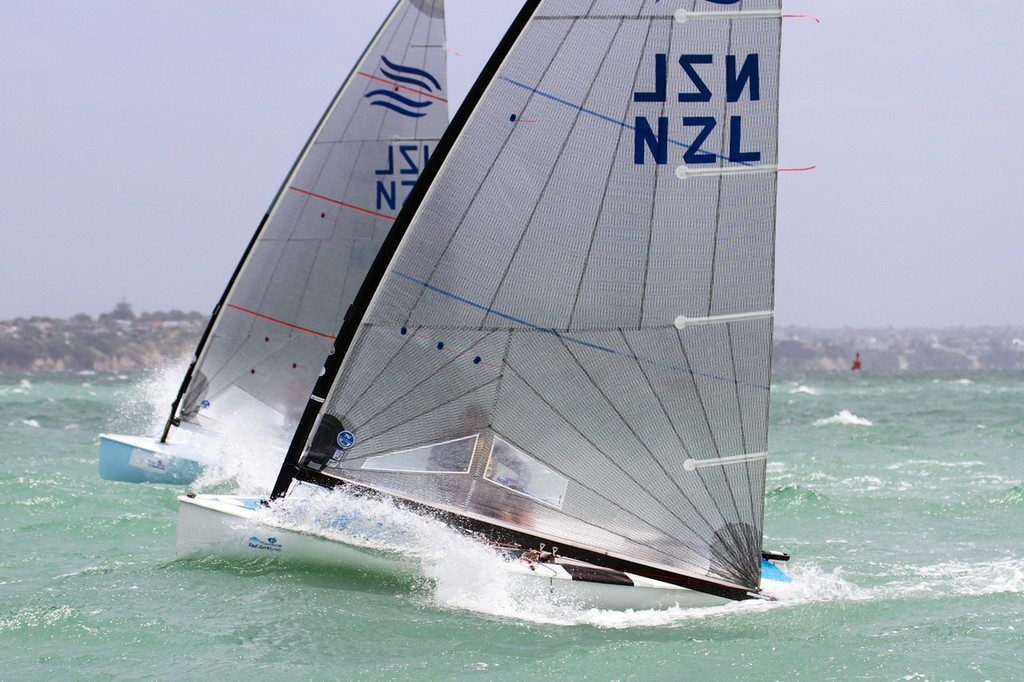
<box><xmin>364</xmin><ymin>56</ymin><xmax>441</xmax><ymax>118</ymax></box>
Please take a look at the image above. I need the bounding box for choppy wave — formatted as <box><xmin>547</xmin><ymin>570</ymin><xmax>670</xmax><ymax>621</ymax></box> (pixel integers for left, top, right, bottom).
<box><xmin>766</xmin><ymin>484</ymin><xmax>832</xmax><ymax>515</ymax></box>
<box><xmin>814</xmin><ymin>409</ymin><xmax>872</xmax><ymax>426</ymax></box>
<box><xmin>0</xmin><ymin>605</ymin><xmax>77</xmax><ymax>633</ymax></box>
<box><xmin>986</xmin><ymin>484</ymin><xmax>1024</xmax><ymax>507</ymax></box>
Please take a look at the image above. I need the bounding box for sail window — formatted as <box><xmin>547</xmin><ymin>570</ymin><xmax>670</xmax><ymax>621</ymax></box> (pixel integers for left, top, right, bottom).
<box><xmin>484</xmin><ymin>437</ymin><xmax>567</xmax><ymax>508</ymax></box>
<box><xmin>360</xmin><ymin>435</ymin><xmax>477</xmax><ymax>473</ymax></box>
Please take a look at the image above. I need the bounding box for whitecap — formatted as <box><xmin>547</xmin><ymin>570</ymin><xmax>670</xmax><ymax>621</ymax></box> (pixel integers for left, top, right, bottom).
<box><xmin>789</xmin><ymin>385</ymin><xmax>821</xmax><ymax>396</ymax></box>
<box><xmin>813</xmin><ymin>409</ymin><xmax>872</xmax><ymax>426</ymax></box>
<box><xmin>20</xmin><ymin>418</ymin><xmax>40</xmax><ymax>428</ymax></box>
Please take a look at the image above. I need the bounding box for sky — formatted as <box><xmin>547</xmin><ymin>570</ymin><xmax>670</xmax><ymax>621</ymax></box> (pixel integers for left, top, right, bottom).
<box><xmin>1</xmin><ymin>1</ymin><xmax>1022</xmax><ymax>328</ymax></box>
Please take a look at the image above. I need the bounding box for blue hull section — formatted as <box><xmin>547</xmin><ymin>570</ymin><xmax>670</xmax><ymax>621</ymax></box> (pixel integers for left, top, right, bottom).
<box><xmin>98</xmin><ymin>435</ymin><xmax>206</xmax><ymax>485</ymax></box>
<box><xmin>761</xmin><ymin>557</ymin><xmax>792</xmax><ymax>583</ymax></box>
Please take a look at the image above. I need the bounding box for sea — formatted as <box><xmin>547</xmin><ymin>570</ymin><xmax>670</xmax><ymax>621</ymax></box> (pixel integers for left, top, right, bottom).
<box><xmin>1</xmin><ymin>368</ymin><xmax>1021</xmax><ymax>681</ymax></box>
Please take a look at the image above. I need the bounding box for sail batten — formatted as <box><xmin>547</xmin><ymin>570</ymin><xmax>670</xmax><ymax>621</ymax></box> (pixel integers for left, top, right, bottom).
<box><xmin>284</xmin><ymin>0</ymin><xmax>782</xmax><ymax>594</ymax></box>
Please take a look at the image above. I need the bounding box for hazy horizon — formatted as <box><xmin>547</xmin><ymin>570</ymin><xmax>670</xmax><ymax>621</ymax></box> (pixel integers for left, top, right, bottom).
<box><xmin>3</xmin><ymin>1</ymin><xmax>1021</xmax><ymax>327</ymax></box>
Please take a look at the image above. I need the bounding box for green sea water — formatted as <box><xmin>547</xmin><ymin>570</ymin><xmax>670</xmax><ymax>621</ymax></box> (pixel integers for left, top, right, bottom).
<box><xmin>1</xmin><ymin>370</ymin><xmax>1021</xmax><ymax>681</ymax></box>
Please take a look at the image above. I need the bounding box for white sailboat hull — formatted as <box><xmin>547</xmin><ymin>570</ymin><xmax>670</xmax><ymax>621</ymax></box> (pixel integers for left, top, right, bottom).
<box><xmin>176</xmin><ymin>493</ymin><xmax>789</xmax><ymax>610</ymax></box>
<box><xmin>176</xmin><ymin>493</ymin><xmax>419</xmax><ymax>577</ymax></box>
<box><xmin>99</xmin><ymin>433</ymin><xmax>219</xmax><ymax>485</ymax></box>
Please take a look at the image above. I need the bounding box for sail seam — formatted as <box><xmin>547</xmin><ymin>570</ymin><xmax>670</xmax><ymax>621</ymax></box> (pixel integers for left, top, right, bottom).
<box><xmin>570</xmin><ymin>15</ymin><xmax>654</xmax><ymax>328</ymax></box>
<box><xmin>501</xmin><ymin>362</ymin><xmax>715</xmax><ymax>559</ymax></box>
<box><xmin>559</xmin><ymin>331</ymin><xmax>710</xmax><ymax>539</ymax></box>
<box><xmin>481</xmin><ymin>16</ymin><xmax>584</xmax><ymax>326</ymax></box>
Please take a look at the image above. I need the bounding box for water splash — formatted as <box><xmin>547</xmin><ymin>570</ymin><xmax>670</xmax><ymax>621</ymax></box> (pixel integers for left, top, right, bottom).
<box><xmin>108</xmin><ymin>360</ymin><xmax>189</xmax><ymax>435</ymax></box>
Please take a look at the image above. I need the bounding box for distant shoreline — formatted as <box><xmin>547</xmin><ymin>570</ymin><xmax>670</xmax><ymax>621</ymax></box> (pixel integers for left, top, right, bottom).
<box><xmin>2</xmin><ymin>308</ymin><xmax>1022</xmax><ymax>372</ymax></box>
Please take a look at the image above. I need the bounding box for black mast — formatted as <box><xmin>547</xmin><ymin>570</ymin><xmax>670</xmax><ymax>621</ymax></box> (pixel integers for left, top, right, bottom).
<box><xmin>270</xmin><ymin>0</ymin><xmax>544</xmax><ymax>499</ymax></box>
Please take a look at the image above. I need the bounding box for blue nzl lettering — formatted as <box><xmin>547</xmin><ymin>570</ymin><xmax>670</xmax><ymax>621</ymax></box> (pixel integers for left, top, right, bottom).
<box><xmin>632</xmin><ymin>52</ymin><xmax>762</xmax><ymax>165</ymax></box>
<box><xmin>726</xmin><ymin>54</ymin><xmax>760</xmax><ymax>103</ymax></box>
<box><xmin>375</xmin><ymin>143</ymin><xmax>431</xmax><ymax>210</ymax></box>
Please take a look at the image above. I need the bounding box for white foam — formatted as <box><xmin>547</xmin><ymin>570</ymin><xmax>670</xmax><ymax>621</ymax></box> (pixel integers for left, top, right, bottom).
<box><xmin>789</xmin><ymin>385</ymin><xmax>821</xmax><ymax>396</ymax></box>
<box><xmin>21</xmin><ymin>419</ymin><xmax>40</xmax><ymax>428</ymax></box>
<box><xmin>190</xmin><ymin>418</ymin><xmax>289</xmax><ymax>495</ymax></box>
<box><xmin>109</xmin><ymin>359</ymin><xmax>189</xmax><ymax>435</ymax></box>
<box><xmin>884</xmin><ymin>558</ymin><xmax>1024</xmax><ymax>598</ymax></box>
<box><xmin>814</xmin><ymin>409</ymin><xmax>872</xmax><ymax>426</ymax></box>
<box><xmin>767</xmin><ymin>557</ymin><xmax>1024</xmax><ymax>608</ymax></box>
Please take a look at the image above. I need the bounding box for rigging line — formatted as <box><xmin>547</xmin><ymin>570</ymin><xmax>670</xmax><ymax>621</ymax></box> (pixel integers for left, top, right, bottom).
<box><xmin>224</xmin><ymin>304</ymin><xmax>336</xmax><ymax>340</ymax></box>
<box><xmin>356</xmin><ymin>71</ymin><xmax>447</xmax><ymax>105</ymax></box>
<box><xmin>501</xmin><ymin>361</ymin><xmax>717</xmax><ymax>552</ymax></box>
<box><xmin>287</xmin><ymin>187</ymin><xmax>395</xmax><ymax>221</ymax></box>
<box><xmin>393</xmin><ymin>270</ymin><xmax>770</xmax><ymax>392</ymax></box>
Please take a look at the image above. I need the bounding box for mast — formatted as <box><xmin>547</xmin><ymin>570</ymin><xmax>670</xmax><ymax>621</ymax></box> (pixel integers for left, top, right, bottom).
<box><xmin>159</xmin><ymin>0</ymin><xmax>409</xmax><ymax>444</ymax></box>
<box><xmin>271</xmin><ymin>0</ymin><xmax>543</xmax><ymax>499</ymax></box>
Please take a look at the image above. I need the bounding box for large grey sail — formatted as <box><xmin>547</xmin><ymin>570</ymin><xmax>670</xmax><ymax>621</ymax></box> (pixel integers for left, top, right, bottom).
<box><xmin>300</xmin><ymin>0</ymin><xmax>780</xmax><ymax>591</ymax></box>
<box><xmin>175</xmin><ymin>1</ymin><xmax>449</xmax><ymax>444</ymax></box>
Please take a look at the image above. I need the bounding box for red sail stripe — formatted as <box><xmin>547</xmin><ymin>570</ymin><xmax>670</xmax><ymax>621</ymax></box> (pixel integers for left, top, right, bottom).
<box><xmin>288</xmin><ymin>187</ymin><xmax>395</xmax><ymax>221</ymax></box>
<box><xmin>226</xmin><ymin>304</ymin><xmax>335</xmax><ymax>340</ymax></box>
<box><xmin>357</xmin><ymin>72</ymin><xmax>448</xmax><ymax>103</ymax></box>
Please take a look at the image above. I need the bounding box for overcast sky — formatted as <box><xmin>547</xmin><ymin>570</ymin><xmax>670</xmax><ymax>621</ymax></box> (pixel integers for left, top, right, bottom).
<box><xmin>2</xmin><ymin>1</ymin><xmax>1021</xmax><ymax>328</ymax></box>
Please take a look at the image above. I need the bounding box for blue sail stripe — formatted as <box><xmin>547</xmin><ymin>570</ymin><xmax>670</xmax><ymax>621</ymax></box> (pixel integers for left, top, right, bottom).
<box><xmin>391</xmin><ymin>271</ymin><xmax>769</xmax><ymax>391</ymax></box>
<box><xmin>381</xmin><ymin>55</ymin><xmax>441</xmax><ymax>92</ymax></box>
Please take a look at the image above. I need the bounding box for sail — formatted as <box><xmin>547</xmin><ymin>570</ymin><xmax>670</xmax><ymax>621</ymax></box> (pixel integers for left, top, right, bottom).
<box><xmin>170</xmin><ymin>0</ymin><xmax>449</xmax><ymax>445</ymax></box>
<box><xmin>291</xmin><ymin>0</ymin><xmax>781</xmax><ymax>592</ymax></box>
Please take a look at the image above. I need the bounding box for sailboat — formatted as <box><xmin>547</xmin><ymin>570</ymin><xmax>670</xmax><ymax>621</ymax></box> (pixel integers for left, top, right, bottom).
<box><xmin>99</xmin><ymin>0</ymin><xmax>450</xmax><ymax>484</ymax></box>
<box><xmin>178</xmin><ymin>0</ymin><xmax>793</xmax><ymax>607</ymax></box>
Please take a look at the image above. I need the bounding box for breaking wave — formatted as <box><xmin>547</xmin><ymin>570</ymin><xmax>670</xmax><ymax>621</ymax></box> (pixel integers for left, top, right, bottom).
<box><xmin>814</xmin><ymin>409</ymin><xmax>872</xmax><ymax>426</ymax></box>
